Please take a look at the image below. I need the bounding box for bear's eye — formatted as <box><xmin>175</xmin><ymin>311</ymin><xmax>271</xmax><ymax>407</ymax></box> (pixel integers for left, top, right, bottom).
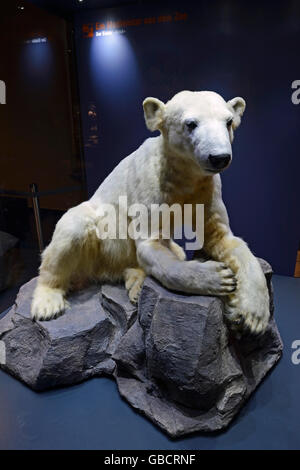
<box><xmin>227</xmin><ymin>118</ymin><xmax>233</xmax><ymax>128</ymax></box>
<box><xmin>186</xmin><ymin>120</ymin><xmax>198</xmax><ymax>132</ymax></box>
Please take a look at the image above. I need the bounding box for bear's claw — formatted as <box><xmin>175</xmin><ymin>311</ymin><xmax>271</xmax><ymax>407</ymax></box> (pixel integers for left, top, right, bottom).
<box><xmin>31</xmin><ymin>284</ymin><xmax>69</xmax><ymax>321</ymax></box>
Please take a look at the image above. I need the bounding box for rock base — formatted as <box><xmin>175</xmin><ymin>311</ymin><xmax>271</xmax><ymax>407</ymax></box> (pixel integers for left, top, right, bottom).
<box><xmin>0</xmin><ymin>259</ymin><xmax>283</xmax><ymax>437</ymax></box>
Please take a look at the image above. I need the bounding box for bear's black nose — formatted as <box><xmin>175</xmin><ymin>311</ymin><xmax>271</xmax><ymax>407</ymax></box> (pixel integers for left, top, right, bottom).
<box><xmin>208</xmin><ymin>154</ymin><xmax>231</xmax><ymax>170</ymax></box>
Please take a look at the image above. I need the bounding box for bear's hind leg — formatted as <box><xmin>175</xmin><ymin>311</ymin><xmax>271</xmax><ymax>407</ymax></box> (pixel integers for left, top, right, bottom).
<box><xmin>31</xmin><ymin>204</ymin><xmax>96</xmax><ymax>321</ymax></box>
<box><xmin>124</xmin><ymin>268</ymin><xmax>146</xmax><ymax>304</ymax></box>
<box><xmin>31</xmin><ymin>236</ymin><xmax>80</xmax><ymax>321</ymax></box>
<box><xmin>31</xmin><ymin>283</ymin><xmax>69</xmax><ymax>321</ymax></box>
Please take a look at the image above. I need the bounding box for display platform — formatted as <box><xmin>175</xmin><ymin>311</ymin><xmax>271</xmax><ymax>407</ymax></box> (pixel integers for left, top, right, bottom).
<box><xmin>0</xmin><ymin>274</ymin><xmax>299</xmax><ymax>450</ymax></box>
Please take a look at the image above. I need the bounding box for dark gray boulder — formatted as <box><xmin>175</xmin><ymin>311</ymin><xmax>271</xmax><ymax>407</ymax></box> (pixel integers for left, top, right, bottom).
<box><xmin>0</xmin><ymin>259</ymin><xmax>283</xmax><ymax>437</ymax></box>
<box><xmin>0</xmin><ymin>279</ymin><xmax>129</xmax><ymax>389</ymax></box>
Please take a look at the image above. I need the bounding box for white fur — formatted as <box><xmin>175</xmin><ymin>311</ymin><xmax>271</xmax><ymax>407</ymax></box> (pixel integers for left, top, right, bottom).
<box><xmin>31</xmin><ymin>90</ymin><xmax>269</xmax><ymax>335</ymax></box>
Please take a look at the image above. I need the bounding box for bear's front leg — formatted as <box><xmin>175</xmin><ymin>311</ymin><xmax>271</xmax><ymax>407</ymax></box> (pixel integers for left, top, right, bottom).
<box><xmin>205</xmin><ymin>221</ymin><xmax>270</xmax><ymax>335</ymax></box>
<box><xmin>136</xmin><ymin>238</ymin><xmax>237</xmax><ymax>296</ymax></box>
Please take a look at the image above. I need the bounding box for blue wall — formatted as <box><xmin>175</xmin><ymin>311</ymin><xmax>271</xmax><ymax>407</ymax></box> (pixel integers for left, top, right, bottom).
<box><xmin>74</xmin><ymin>0</ymin><xmax>300</xmax><ymax>276</ymax></box>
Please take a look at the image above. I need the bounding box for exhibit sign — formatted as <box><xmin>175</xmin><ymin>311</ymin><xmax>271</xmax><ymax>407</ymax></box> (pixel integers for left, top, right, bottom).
<box><xmin>82</xmin><ymin>11</ymin><xmax>188</xmax><ymax>39</ymax></box>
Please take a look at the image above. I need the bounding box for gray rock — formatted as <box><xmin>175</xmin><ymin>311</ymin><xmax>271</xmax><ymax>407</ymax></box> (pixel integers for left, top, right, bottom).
<box><xmin>0</xmin><ymin>259</ymin><xmax>283</xmax><ymax>437</ymax></box>
<box><xmin>0</xmin><ymin>279</ymin><xmax>133</xmax><ymax>390</ymax></box>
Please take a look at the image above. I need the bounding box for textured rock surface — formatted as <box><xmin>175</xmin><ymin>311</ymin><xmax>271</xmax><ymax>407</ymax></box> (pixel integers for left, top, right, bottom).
<box><xmin>0</xmin><ymin>279</ymin><xmax>131</xmax><ymax>389</ymax></box>
<box><xmin>0</xmin><ymin>259</ymin><xmax>283</xmax><ymax>437</ymax></box>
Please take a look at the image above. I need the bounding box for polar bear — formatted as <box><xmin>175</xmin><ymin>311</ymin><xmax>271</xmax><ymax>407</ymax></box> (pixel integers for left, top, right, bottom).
<box><xmin>31</xmin><ymin>90</ymin><xmax>270</xmax><ymax>335</ymax></box>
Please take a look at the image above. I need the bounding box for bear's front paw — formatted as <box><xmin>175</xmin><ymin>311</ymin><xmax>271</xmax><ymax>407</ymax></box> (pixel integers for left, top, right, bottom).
<box><xmin>195</xmin><ymin>260</ymin><xmax>238</xmax><ymax>296</ymax></box>
<box><xmin>225</xmin><ymin>283</ymin><xmax>270</xmax><ymax>336</ymax></box>
<box><xmin>31</xmin><ymin>284</ymin><xmax>69</xmax><ymax>321</ymax></box>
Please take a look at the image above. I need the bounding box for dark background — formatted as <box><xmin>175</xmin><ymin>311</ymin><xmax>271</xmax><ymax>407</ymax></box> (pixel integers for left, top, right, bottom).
<box><xmin>0</xmin><ymin>1</ymin><xmax>86</xmax><ymax>211</ymax></box>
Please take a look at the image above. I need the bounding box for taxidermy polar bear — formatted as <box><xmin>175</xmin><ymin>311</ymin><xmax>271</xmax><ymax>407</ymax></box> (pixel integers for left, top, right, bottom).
<box><xmin>31</xmin><ymin>90</ymin><xmax>270</xmax><ymax>335</ymax></box>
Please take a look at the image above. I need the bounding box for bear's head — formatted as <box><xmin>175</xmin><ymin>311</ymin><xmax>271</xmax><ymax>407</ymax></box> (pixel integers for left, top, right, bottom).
<box><xmin>143</xmin><ymin>90</ymin><xmax>245</xmax><ymax>176</ymax></box>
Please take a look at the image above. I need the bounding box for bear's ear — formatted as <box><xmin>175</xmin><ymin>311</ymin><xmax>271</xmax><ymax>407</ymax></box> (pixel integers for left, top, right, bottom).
<box><xmin>143</xmin><ymin>97</ymin><xmax>165</xmax><ymax>132</ymax></box>
<box><xmin>227</xmin><ymin>97</ymin><xmax>246</xmax><ymax>129</ymax></box>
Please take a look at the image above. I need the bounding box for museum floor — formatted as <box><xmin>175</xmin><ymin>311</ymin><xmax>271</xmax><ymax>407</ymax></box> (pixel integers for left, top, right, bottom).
<box><xmin>0</xmin><ymin>274</ymin><xmax>299</xmax><ymax>450</ymax></box>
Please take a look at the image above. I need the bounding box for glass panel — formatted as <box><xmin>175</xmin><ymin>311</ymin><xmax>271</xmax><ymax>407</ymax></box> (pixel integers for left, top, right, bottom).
<box><xmin>0</xmin><ymin>1</ymin><xmax>86</xmax><ymax>314</ymax></box>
